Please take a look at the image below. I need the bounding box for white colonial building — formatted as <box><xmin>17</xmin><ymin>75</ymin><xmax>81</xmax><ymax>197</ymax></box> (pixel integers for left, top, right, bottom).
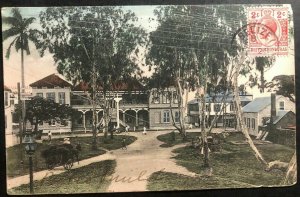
<box><xmin>29</xmin><ymin>73</ymin><xmax>73</xmax><ymax>134</ymax></box>
<box><xmin>242</xmin><ymin>94</ymin><xmax>295</xmax><ymax>136</ymax></box>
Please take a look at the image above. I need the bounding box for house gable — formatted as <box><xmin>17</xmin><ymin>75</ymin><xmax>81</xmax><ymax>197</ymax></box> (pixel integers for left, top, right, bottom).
<box><xmin>29</xmin><ymin>74</ymin><xmax>72</xmax><ymax>89</ymax></box>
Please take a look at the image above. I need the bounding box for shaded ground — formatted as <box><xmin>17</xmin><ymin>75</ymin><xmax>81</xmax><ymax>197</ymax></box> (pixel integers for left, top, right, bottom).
<box><xmin>147</xmin><ymin>132</ymin><xmax>294</xmax><ymax>190</ymax></box>
<box><xmin>8</xmin><ymin>160</ymin><xmax>116</xmax><ymax>195</ymax></box>
<box><xmin>6</xmin><ymin>135</ymin><xmax>137</xmax><ymax>178</ymax></box>
<box><xmin>7</xmin><ymin>130</ymin><xmax>294</xmax><ymax>193</ymax></box>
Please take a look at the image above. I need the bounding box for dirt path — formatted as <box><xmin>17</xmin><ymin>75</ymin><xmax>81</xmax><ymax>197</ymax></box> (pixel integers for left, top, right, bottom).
<box><xmin>7</xmin><ymin>131</ymin><xmax>195</xmax><ymax>192</ymax></box>
<box><xmin>7</xmin><ymin>152</ymin><xmax>115</xmax><ymax>190</ymax></box>
<box><xmin>107</xmin><ymin>131</ymin><xmax>196</xmax><ymax>192</ymax></box>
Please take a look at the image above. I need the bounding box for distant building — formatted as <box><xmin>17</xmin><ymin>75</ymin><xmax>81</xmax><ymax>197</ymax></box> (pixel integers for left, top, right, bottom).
<box><xmin>188</xmin><ymin>92</ymin><xmax>253</xmax><ymax>128</ymax></box>
<box><xmin>4</xmin><ymin>85</ymin><xmax>14</xmax><ymax>134</ymax></box>
<box><xmin>28</xmin><ymin>74</ymin><xmax>179</xmax><ymax>133</ymax></box>
<box><xmin>29</xmin><ymin>74</ymin><xmax>73</xmax><ymax>133</ymax></box>
<box><xmin>242</xmin><ymin>94</ymin><xmax>295</xmax><ymax>136</ymax></box>
<box><xmin>71</xmin><ymin>78</ymin><xmax>149</xmax><ymax>132</ymax></box>
<box><xmin>148</xmin><ymin>87</ymin><xmax>181</xmax><ymax>130</ymax></box>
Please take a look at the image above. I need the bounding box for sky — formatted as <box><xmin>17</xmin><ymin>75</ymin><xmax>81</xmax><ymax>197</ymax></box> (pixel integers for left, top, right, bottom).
<box><xmin>2</xmin><ymin>6</ymin><xmax>295</xmax><ymax>98</ymax></box>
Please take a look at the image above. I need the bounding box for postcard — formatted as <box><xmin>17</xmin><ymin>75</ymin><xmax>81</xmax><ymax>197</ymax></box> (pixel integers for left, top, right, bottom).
<box><xmin>3</xmin><ymin>4</ymin><xmax>296</xmax><ymax>194</ymax></box>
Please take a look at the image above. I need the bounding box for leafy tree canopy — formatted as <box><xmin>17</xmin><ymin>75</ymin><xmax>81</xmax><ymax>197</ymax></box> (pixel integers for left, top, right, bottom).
<box><xmin>14</xmin><ymin>96</ymin><xmax>76</xmax><ymax>126</ymax></box>
<box><xmin>146</xmin><ymin>5</ymin><xmax>245</xmax><ymax>92</ymax></box>
<box><xmin>37</xmin><ymin>7</ymin><xmax>147</xmax><ymax>92</ymax></box>
<box><xmin>266</xmin><ymin>75</ymin><xmax>295</xmax><ymax>102</ymax></box>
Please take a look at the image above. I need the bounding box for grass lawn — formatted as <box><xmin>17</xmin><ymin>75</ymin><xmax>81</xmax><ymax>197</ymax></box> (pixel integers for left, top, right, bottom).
<box><xmin>150</xmin><ymin>132</ymin><xmax>294</xmax><ymax>190</ymax></box>
<box><xmin>6</xmin><ymin>135</ymin><xmax>137</xmax><ymax>178</ymax></box>
<box><xmin>8</xmin><ymin>160</ymin><xmax>116</xmax><ymax>195</ymax></box>
<box><xmin>157</xmin><ymin>131</ymin><xmax>200</xmax><ymax>147</ymax></box>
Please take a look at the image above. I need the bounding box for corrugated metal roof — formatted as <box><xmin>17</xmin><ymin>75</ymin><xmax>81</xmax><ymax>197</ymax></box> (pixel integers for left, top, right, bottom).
<box><xmin>242</xmin><ymin>95</ymin><xmax>283</xmax><ymax>113</ymax></box>
<box><xmin>266</xmin><ymin>110</ymin><xmax>295</xmax><ymax>124</ymax></box>
<box><xmin>188</xmin><ymin>93</ymin><xmax>252</xmax><ymax>104</ymax></box>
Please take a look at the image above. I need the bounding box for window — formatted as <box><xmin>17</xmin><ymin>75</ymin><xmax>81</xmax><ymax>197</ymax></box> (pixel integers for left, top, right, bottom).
<box><xmin>206</xmin><ymin>104</ymin><xmax>211</xmax><ymax>112</ymax></box>
<box><xmin>5</xmin><ymin>115</ymin><xmax>7</xmax><ymax>128</ymax></box>
<box><xmin>244</xmin><ymin>117</ymin><xmax>247</xmax><ymax>125</ymax></box>
<box><xmin>58</xmin><ymin>92</ymin><xmax>65</xmax><ymax>104</ymax></box>
<box><xmin>152</xmin><ymin>91</ymin><xmax>160</xmax><ymax>104</ymax></box>
<box><xmin>153</xmin><ymin>97</ymin><xmax>160</xmax><ymax>104</ymax></box>
<box><xmin>230</xmin><ymin>103</ymin><xmax>235</xmax><ymax>111</ymax></box>
<box><xmin>36</xmin><ymin>93</ymin><xmax>43</xmax><ymax>97</ymax></box>
<box><xmin>5</xmin><ymin>92</ymin><xmax>8</xmax><ymax>106</ymax></box>
<box><xmin>251</xmin><ymin>118</ymin><xmax>255</xmax><ymax>129</ymax></box>
<box><xmin>175</xmin><ymin>111</ymin><xmax>180</xmax><ymax>123</ymax></box>
<box><xmin>46</xmin><ymin>92</ymin><xmax>55</xmax><ymax>101</ymax></box>
<box><xmin>279</xmin><ymin>101</ymin><xmax>285</xmax><ymax>110</ymax></box>
<box><xmin>163</xmin><ymin>111</ymin><xmax>170</xmax><ymax>123</ymax></box>
<box><xmin>214</xmin><ymin>104</ymin><xmax>221</xmax><ymax>112</ymax></box>
<box><xmin>162</xmin><ymin>92</ymin><xmax>170</xmax><ymax>104</ymax></box>
<box><xmin>247</xmin><ymin>118</ymin><xmax>250</xmax><ymax>128</ymax></box>
<box><xmin>173</xmin><ymin>92</ymin><xmax>178</xmax><ymax>104</ymax></box>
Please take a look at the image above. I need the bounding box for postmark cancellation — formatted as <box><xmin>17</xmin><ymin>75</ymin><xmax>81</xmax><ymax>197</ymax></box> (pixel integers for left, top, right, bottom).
<box><xmin>247</xmin><ymin>6</ymin><xmax>289</xmax><ymax>56</ymax></box>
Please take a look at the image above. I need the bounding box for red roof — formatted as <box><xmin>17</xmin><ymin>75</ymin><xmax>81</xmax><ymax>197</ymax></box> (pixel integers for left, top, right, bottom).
<box><xmin>73</xmin><ymin>78</ymin><xmax>144</xmax><ymax>91</ymax></box>
<box><xmin>29</xmin><ymin>74</ymin><xmax>72</xmax><ymax>88</ymax></box>
<box><xmin>4</xmin><ymin>85</ymin><xmax>11</xmax><ymax>91</ymax></box>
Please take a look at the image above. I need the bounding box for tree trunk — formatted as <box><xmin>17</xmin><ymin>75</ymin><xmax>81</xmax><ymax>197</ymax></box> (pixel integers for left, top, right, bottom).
<box><xmin>233</xmin><ymin>53</ymin><xmax>267</xmax><ymax>166</ymax></box>
<box><xmin>176</xmin><ymin>79</ymin><xmax>187</xmax><ymax>140</ymax></box>
<box><xmin>199</xmin><ymin>88</ymin><xmax>209</xmax><ymax>167</ymax></box>
<box><xmin>283</xmin><ymin>152</ymin><xmax>297</xmax><ymax>185</ymax></box>
<box><xmin>103</xmin><ymin>94</ymin><xmax>108</xmax><ymax>139</ymax></box>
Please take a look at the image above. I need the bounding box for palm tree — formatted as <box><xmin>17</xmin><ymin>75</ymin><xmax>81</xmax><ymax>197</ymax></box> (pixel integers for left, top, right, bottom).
<box><xmin>255</xmin><ymin>57</ymin><xmax>274</xmax><ymax>93</ymax></box>
<box><xmin>3</xmin><ymin>8</ymin><xmax>40</xmax><ymax>143</ymax></box>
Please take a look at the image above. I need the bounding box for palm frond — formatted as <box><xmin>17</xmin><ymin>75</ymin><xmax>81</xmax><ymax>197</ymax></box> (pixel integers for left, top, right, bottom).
<box><xmin>2</xmin><ymin>16</ymin><xmax>20</xmax><ymax>26</ymax></box>
<box><xmin>5</xmin><ymin>37</ymin><xmax>18</xmax><ymax>59</ymax></box>
<box><xmin>2</xmin><ymin>27</ymin><xmax>20</xmax><ymax>41</ymax></box>
<box><xmin>24</xmin><ymin>17</ymin><xmax>36</xmax><ymax>27</ymax></box>
<box><xmin>11</xmin><ymin>8</ymin><xmax>22</xmax><ymax>22</ymax></box>
<box><xmin>15</xmin><ymin>36</ymin><xmax>22</xmax><ymax>52</ymax></box>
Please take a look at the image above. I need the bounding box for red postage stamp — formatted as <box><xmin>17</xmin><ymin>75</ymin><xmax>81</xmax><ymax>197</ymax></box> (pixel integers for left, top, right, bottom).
<box><xmin>247</xmin><ymin>6</ymin><xmax>289</xmax><ymax>56</ymax></box>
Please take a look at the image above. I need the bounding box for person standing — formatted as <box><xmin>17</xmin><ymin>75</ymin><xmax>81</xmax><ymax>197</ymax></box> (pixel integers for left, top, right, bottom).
<box><xmin>48</xmin><ymin>131</ymin><xmax>52</xmax><ymax>143</ymax></box>
<box><xmin>125</xmin><ymin>126</ymin><xmax>129</xmax><ymax>133</ymax></box>
<box><xmin>142</xmin><ymin>126</ymin><xmax>147</xmax><ymax>135</ymax></box>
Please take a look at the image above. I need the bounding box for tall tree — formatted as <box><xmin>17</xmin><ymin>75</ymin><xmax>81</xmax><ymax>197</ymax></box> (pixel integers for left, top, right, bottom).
<box><xmin>146</xmin><ymin>5</ymin><xmax>244</xmax><ymax>168</ymax></box>
<box><xmin>2</xmin><ymin>8</ymin><xmax>41</xmax><ymax>142</ymax></box>
<box><xmin>266</xmin><ymin>75</ymin><xmax>295</xmax><ymax>102</ymax></box>
<box><xmin>37</xmin><ymin>7</ymin><xmax>146</xmax><ymax>149</ymax></box>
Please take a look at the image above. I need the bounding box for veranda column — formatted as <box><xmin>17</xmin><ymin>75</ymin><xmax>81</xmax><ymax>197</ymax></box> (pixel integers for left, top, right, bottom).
<box><xmin>96</xmin><ymin>110</ymin><xmax>99</xmax><ymax>125</ymax></box>
<box><xmin>114</xmin><ymin>97</ymin><xmax>122</xmax><ymax>128</ymax></box>
<box><xmin>82</xmin><ymin>111</ymin><xmax>86</xmax><ymax>133</ymax></box>
<box><xmin>135</xmin><ymin>110</ymin><xmax>139</xmax><ymax>127</ymax></box>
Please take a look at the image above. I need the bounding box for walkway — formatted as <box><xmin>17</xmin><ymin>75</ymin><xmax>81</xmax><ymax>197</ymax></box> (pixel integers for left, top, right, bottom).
<box><xmin>107</xmin><ymin>131</ymin><xmax>196</xmax><ymax>192</ymax></box>
<box><xmin>7</xmin><ymin>152</ymin><xmax>115</xmax><ymax>190</ymax></box>
<box><xmin>7</xmin><ymin>130</ymin><xmax>197</xmax><ymax>192</ymax></box>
